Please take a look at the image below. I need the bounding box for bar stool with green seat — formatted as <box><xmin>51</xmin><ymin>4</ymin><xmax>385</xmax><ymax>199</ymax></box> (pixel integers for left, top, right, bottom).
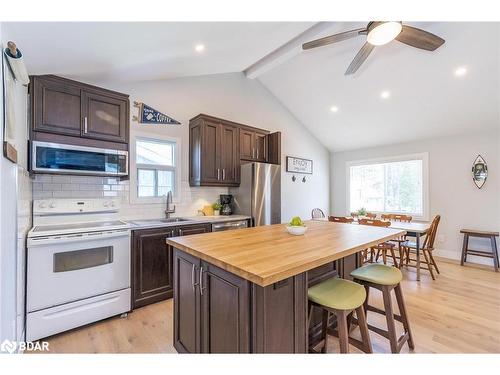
<box><xmin>350</xmin><ymin>263</ymin><xmax>414</xmax><ymax>353</ymax></box>
<box><xmin>308</xmin><ymin>277</ymin><xmax>372</xmax><ymax>353</ymax></box>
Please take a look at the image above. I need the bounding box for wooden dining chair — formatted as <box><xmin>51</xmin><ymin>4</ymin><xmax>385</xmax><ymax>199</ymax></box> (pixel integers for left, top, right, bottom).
<box><xmin>381</xmin><ymin>214</ymin><xmax>413</xmax><ymax>267</ymax></box>
<box><xmin>366</xmin><ymin>212</ymin><xmax>377</xmax><ymax>219</ymax></box>
<box><xmin>401</xmin><ymin>215</ymin><xmax>441</xmax><ymax>280</ymax></box>
<box><xmin>328</xmin><ymin>216</ymin><xmax>354</xmax><ymax>224</ymax></box>
<box><xmin>358</xmin><ymin>219</ymin><xmax>398</xmax><ymax>266</ymax></box>
<box><xmin>311</xmin><ymin>208</ymin><xmax>326</xmax><ymax>220</ymax></box>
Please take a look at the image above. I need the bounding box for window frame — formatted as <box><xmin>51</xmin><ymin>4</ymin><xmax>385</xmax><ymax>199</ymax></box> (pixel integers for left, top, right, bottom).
<box><xmin>130</xmin><ymin>132</ymin><xmax>181</xmax><ymax>205</ymax></box>
<box><xmin>345</xmin><ymin>152</ymin><xmax>429</xmax><ymax>221</ymax></box>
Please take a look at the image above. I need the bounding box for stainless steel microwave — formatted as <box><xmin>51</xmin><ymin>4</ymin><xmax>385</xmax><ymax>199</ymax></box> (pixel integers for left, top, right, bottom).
<box><xmin>31</xmin><ymin>141</ymin><xmax>128</xmax><ymax>176</ymax></box>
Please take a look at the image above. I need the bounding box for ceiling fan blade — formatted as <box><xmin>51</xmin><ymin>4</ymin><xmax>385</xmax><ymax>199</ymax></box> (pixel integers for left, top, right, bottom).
<box><xmin>345</xmin><ymin>42</ymin><xmax>375</xmax><ymax>75</ymax></box>
<box><xmin>302</xmin><ymin>28</ymin><xmax>366</xmax><ymax>50</ymax></box>
<box><xmin>395</xmin><ymin>25</ymin><xmax>445</xmax><ymax>51</ymax></box>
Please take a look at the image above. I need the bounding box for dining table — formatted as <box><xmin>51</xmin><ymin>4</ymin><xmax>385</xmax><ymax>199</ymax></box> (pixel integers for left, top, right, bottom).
<box><xmin>316</xmin><ymin>217</ymin><xmax>432</xmax><ymax>281</ymax></box>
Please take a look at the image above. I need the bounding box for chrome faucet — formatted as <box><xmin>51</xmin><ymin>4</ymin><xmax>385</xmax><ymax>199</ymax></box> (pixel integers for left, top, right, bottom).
<box><xmin>165</xmin><ymin>191</ymin><xmax>176</xmax><ymax>218</ymax></box>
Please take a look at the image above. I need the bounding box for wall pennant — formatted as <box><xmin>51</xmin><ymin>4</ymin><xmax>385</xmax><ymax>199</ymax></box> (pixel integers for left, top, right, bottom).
<box><xmin>133</xmin><ymin>101</ymin><xmax>181</xmax><ymax>125</ymax></box>
<box><xmin>472</xmin><ymin>155</ymin><xmax>488</xmax><ymax>189</ymax></box>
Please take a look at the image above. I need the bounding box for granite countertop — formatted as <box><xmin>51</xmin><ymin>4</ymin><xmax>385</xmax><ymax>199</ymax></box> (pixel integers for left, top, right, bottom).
<box><xmin>126</xmin><ymin>215</ymin><xmax>251</xmax><ymax>230</ymax></box>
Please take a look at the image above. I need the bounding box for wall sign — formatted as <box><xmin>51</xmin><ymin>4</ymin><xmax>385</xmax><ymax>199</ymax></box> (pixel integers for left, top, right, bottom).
<box><xmin>133</xmin><ymin>101</ymin><xmax>181</xmax><ymax>125</ymax></box>
<box><xmin>286</xmin><ymin>156</ymin><xmax>313</xmax><ymax>174</ymax></box>
<box><xmin>472</xmin><ymin>155</ymin><xmax>487</xmax><ymax>189</ymax></box>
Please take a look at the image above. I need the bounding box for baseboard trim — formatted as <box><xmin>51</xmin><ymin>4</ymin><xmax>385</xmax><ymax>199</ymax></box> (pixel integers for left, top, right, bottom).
<box><xmin>433</xmin><ymin>248</ymin><xmax>497</xmax><ymax>267</ymax></box>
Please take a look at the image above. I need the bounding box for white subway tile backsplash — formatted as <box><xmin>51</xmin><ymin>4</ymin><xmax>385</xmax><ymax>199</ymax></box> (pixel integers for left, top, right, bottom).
<box><xmin>32</xmin><ymin>173</ymin><xmax>227</xmax><ymax>220</ymax></box>
<box><xmin>43</xmin><ymin>183</ymin><xmax>62</xmax><ymax>191</ymax></box>
<box><xmin>51</xmin><ymin>175</ymin><xmax>72</xmax><ymax>183</ymax></box>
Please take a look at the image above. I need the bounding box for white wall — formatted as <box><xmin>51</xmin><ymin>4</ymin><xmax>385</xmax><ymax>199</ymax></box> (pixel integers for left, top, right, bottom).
<box><xmin>92</xmin><ymin>72</ymin><xmax>330</xmax><ymax>222</ymax></box>
<box><xmin>331</xmin><ymin>130</ymin><xmax>500</xmax><ymax>264</ymax></box>
<box><xmin>0</xmin><ymin>25</ymin><xmax>31</xmax><ymax>344</ymax></box>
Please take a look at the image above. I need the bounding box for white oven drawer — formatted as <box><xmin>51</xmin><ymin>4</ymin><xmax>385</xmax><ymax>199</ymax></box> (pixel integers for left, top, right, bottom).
<box><xmin>27</xmin><ymin>232</ymin><xmax>130</xmax><ymax>312</ymax></box>
<box><xmin>26</xmin><ymin>288</ymin><xmax>130</xmax><ymax>342</ymax></box>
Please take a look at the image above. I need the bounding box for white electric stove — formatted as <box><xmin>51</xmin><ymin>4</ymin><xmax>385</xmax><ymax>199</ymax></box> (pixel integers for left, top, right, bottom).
<box><xmin>26</xmin><ymin>198</ymin><xmax>132</xmax><ymax>342</ymax></box>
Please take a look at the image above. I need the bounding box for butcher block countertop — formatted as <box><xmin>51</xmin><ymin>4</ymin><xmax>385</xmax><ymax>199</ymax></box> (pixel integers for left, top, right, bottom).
<box><xmin>166</xmin><ymin>220</ymin><xmax>406</xmax><ymax>287</ymax></box>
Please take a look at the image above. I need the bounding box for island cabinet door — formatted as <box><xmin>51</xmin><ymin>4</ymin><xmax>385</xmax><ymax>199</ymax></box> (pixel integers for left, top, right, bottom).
<box><xmin>199</xmin><ymin>261</ymin><xmax>251</xmax><ymax>353</ymax></box>
<box><xmin>173</xmin><ymin>249</ymin><xmax>202</xmax><ymax>353</ymax></box>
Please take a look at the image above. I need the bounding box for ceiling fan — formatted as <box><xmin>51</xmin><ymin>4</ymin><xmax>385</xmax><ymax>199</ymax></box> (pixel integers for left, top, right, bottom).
<box><xmin>302</xmin><ymin>21</ymin><xmax>445</xmax><ymax>75</ymax></box>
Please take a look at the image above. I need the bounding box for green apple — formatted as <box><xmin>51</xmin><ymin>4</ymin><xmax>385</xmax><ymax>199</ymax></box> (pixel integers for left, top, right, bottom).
<box><xmin>290</xmin><ymin>216</ymin><xmax>304</xmax><ymax>227</ymax></box>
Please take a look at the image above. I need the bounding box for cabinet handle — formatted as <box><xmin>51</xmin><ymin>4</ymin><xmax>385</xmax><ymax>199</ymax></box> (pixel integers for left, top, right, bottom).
<box><xmin>199</xmin><ymin>267</ymin><xmax>205</xmax><ymax>295</ymax></box>
<box><xmin>192</xmin><ymin>264</ymin><xmax>199</xmax><ymax>291</ymax></box>
<box><xmin>84</xmin><ymin>117</ymin><xmax>88</xmax><ymax>134</ymax></box>
<box><xmin>178</xmin><ymin>228</ymin><xmax>183</xmax><ymax>236</ymax></box>
<box><xmin>222</xmin><ymin>169</ymin><xmax>225</xmax><ymax>180</ymax></box>
<box><xmin>252</xmin><ymin>148</ymin><xmax>255</xmax><ymax>159</ymax></box>
<box><xmin>217</xmin><ymin>168</ymin><xmax>220</xmax><ymax>180</ymax></box>
<box><xmin>257</xmin><ymin>148</ymin><xmax>259</xmax><ymax>159</ymax></box>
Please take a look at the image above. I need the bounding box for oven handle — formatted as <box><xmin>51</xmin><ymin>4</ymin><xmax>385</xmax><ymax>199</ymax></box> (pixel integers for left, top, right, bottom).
<box><xmin>28</xmin><ymin>230</ymin><xmax>130</xmax><ymax>247</ymax></box>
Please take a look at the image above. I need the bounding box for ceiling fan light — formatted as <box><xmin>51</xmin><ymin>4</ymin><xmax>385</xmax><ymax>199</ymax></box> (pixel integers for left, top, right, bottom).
<box><xmin>367</xmin><ymin>22</ymin><xmax>402</xmax><ymax>46</ymax></box>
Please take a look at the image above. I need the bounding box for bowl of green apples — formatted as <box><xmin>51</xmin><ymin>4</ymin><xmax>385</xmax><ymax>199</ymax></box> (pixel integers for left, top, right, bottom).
<box><xmin>286</xmin><ymin>216</ymin><xmax>307</xmax><ymax>235</ymax></box>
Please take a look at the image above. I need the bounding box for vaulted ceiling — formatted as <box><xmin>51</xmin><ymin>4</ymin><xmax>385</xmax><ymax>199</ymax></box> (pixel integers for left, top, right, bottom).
<box><xmin>3</xmin><ymin>21</ymin><xmax>499</xmax><ymax>152</ymax></box>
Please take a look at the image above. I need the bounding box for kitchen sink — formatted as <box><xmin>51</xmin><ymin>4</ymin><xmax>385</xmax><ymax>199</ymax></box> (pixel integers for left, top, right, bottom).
<box><xmin>129</xmin><ymin>218</ymin><xmax>191</xmax><ymax>226</ymax></box>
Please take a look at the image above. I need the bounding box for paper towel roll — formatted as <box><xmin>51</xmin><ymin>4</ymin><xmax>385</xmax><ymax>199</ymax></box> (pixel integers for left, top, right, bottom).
<box><xmin>4</xmin><ymin>41</ymin><xmax>30</xmax><ymax>86</ymax></box>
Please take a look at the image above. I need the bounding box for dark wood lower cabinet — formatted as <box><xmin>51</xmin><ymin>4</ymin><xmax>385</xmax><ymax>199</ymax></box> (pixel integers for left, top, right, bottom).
<box><xmin>132</xmin><ymin>223</ymin><xmax>211</xmax><ymax>309</ymax></box>
<box><xmin>201</xmin><ymin>262</ymin><xmax>250</xmax><ymax>353</ymax></box>
<box><xmin>173</xmin><ymin>248</ymin><xmax>308</xmax><ymax>353</ymax></box>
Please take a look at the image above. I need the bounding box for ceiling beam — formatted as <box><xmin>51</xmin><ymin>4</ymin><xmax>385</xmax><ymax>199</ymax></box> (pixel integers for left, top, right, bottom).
<box><xmin>244</xmin><ymin>22</ymin><xmax>336</xmax><ymax>79</ymax></box>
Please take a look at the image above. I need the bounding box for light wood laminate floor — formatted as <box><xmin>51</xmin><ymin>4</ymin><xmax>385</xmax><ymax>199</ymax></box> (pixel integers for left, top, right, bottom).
<box><xmin>31</xmin><ymin>258</ymin><xmax>500</xmax><ymax>354</ymax></box>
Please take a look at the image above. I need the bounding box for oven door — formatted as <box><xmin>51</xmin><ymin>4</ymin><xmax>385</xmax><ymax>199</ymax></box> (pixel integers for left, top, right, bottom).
<box><xmin>27</xmin><ymin>230</ymin><xmax>131</xmax><ymax>312</ymax></box>
<box><xmin>31</xmin><ymin>141</ymin><xmax>128</xmax><ymax>176</ymax></box>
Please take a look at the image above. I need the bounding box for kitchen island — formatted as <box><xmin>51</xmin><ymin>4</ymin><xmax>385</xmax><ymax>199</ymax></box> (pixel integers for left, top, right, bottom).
<box><xmin>166</xmin><ymin>220</ymin><xmax>405</xmax><ymax>353</ymax></box>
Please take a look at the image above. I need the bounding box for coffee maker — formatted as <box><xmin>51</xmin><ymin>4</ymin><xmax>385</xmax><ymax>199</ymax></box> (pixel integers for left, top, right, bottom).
<box><xmin>219</xmin><ymin>194</ymin><xmax>233</xmax><ymax>215</ymax></box>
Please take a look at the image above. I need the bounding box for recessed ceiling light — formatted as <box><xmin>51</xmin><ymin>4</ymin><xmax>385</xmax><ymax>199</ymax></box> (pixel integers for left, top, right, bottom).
<box><xmin>455</xmin><ymin>66</ymin><xmax>467</xmax><ymax>77</ymax></box>
<box><xmin>380</xmin><ymin>90</ymin><xmax>391</xmax><ymax>99</ymax></box>
<box><xmin>330</xmin><ymin>106</ymin><xmax>339</xmax><ymax>113</ymax></box>
<box><xmin>195</xmin><ymin>44</ymin><xmax>205</xmax><ymax>52</ymax></box>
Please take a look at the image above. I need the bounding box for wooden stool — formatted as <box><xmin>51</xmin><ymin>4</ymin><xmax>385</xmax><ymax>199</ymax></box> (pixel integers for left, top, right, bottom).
<box><xmin>460</xmin><ymin>229</ymin><xmax>499</xmax><ymax>272</ymax></box>
<box><xmin>351</xmin><ymin>264</ymin><xmax>414</xmax><ymax>353</ymax></box>
<box><xmin>308</xmin><ymin>277</ymin><xmax>372</xmax><ymax>354</ymax></box>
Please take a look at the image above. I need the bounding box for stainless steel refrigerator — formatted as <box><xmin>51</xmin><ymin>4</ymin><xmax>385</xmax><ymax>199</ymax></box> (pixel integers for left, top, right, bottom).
<box><xmin>229</xmin><ymin>162</ymin><xmax>281</xmax><ymax>226</ymax></box>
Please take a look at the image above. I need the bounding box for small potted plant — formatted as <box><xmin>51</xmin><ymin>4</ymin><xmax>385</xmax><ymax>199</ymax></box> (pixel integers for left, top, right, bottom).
<box><xmin>212</xmin><ymin>202</ymin><xmax>222</xmax><ymax>216</ymax></box>
<box><xmin>357</xmin><ymin>207</ymin><xmax>367</xmax><ymax>217</ymax></box>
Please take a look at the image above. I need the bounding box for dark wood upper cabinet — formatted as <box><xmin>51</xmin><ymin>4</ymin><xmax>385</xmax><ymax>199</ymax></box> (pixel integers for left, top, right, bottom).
<box><xmin>132</xmin><ymin>223</ymin><xmax>211</xmax><ymax>309</ymax></box>
<box><xmin>189</xmin><ymin>114</ymin><xmax>280</xmax><ymax>187</ymax></box>
<box><xmin>30</xmin><ymin>75</ymin><xmax>129</xmax><ymax>149</ymax></box>
<box><xmin>220</xmin><ymin>123</ymin><xmax>240</xmax><ymax>184</ymax></box>
<box><xmin>82</xmin><ymin>90</ymin><xmax>128</xmax><ymax>143</ymax></box>
<box><xmin>189</xmin><ymin>114</ymin><xmax>240</xmax><ymax>187</ymax></box>
<box><xmin>32</xmin><ymin>76</ymin><xmax>82</xmax><ymax>137</ymax></box>
<box><xmin>240</xmin><ymin>127</ymin><xmax>268</xmax><ymax>162</ymax></box>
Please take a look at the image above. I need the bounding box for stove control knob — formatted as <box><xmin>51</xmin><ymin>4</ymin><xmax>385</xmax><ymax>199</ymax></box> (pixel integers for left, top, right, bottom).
<box><xmin>49</xmin><ymin>202</ymin><xmax>56</xmax><ymax>208</ymax></box>
<box><xmin>39</xmin><ymin>202</ymin><xmax>46</xmax><ymax>209</ymax></box>
<box><xmin>110</xmin><ymin>201</ymin><xmax>116</xmax><ymax>207</ymax></box>
<box><xmin>103</xmin><ymin>201</ymin><xmax>109</xmax><ymax>207</ymax></box>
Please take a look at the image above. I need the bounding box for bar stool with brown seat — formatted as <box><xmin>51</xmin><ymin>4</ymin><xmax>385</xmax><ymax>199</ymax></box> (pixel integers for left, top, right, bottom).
<box><xmin>382</xmin><ymin>214</ymin><xmax>412</xmax><ymax>267</ymax></box>
<box><xmin>308</xmin><ymin>277</ymin><xmax>372</xmax><ymax>353</ymax></box>
<box><xmin>401</xmin><ymin>215</ymin><xmax>441</xmax><ymax>280</ymax></box>
<box><xmin>350</xmin><ymin>264</ymin><xmax>414</xmax><ymax>353</ymax></box>
<box><xmin>359</xmin><ymin>219</ymin><xmax>398</xmax><ymax>266</ymax></box>
<box><xmin>328</xmin><ymin>216</ymin><xmax>354</xmax><ymax>223</ymax></box>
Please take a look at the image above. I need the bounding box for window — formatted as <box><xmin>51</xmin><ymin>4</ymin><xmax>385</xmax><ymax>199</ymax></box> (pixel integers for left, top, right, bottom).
<box><xmin>347</xmin><ymin>154</ymin><xmax>428</xmax><ymax>219</ymax></box>
<box><xmin>135</xmin><ymin>138</ymin><xmax>176</xmax><ymax>198</ymax></box>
